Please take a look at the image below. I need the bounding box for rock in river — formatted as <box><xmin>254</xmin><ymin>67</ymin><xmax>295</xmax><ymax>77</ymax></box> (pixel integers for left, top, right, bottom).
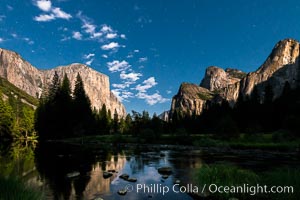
<box><xmin>103</xmin><ymin>171</ymin><xmax>113</xmax><ymax>179</ymax></box>
<box><xmin>66</xmin><ymin>171</ymin><xmax>80</xmax><ymax>178</ymax></box>
<box><xmin>158</xmin><ymin>167</ymin><xmax>172</xmax><ymax>175</ymax></box>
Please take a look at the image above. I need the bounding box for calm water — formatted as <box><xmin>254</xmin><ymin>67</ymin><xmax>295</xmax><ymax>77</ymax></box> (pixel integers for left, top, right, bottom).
<box><xmin>0</xmin><ymin>141</ymin><xmax>299</xmax><ymax>200</ymax></box>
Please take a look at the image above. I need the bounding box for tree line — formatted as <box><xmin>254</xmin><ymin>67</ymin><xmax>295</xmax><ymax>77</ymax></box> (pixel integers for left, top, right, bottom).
<box><xmin>0</xmin><ymin>88</ymin><xmax>35</xmax><ymax>140</ymax></box>
<box><xmin>169</xmin><ymin>81</ymin><xmax>300</xmax><ymax>139</ymax></box>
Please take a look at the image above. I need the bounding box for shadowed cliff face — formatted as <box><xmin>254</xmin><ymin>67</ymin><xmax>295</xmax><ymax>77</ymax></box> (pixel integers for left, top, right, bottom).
<box><xmin>170</xmin><ymin>38</ymin><xmax>300</xmax><ymax>116</ymax></box>
<box><xmin>0</xmin><ymin>48</ymin><xmax>126</xmax><ymax>117</ymax></box>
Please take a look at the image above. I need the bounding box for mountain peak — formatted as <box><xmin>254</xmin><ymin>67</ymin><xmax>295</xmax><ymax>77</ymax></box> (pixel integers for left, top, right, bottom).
<box><xmin>257</xmin><ymin>38</ymin><xmax>300</xmax><ymax>74</ymax></box>
<box><xmin>200</xmin><ymin>66</ymin><xmax>245</xmax><ymax>91</ymax></box>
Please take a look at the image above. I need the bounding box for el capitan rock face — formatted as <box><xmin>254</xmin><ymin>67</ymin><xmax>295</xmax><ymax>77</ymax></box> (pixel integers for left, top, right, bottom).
<box><xmin>170</xmin><ymin>38</ymin><xmax>300</xmax><ymax>117</ymax></box>
<box><xmin>0</xmin><ymin>48</ymin><xmax>126</xmax><ymax>117</ymax></box>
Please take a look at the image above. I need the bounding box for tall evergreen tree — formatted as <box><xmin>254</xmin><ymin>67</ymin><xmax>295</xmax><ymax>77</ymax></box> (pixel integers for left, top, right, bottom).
<box><xmin>73</xmin><ymin>73</ymin><xmax>93</xmax><ymax>135</ymax></box>
<box><xmin>113</xmin><ymin>109</ymin><xmax>119</xmax><ymax>134</ymax></box>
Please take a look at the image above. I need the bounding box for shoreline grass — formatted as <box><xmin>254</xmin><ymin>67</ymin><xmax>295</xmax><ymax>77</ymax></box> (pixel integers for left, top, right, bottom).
<box><xmin>0</xmin><ymin>176</ymin><xmax>43</xmax><ymax>200</ymax></box>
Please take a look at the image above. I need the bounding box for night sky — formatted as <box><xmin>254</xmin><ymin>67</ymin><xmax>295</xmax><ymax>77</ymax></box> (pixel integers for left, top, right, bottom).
<box><xmin>1</xmin><ymin>0</ymin><xmax>300</xmax><ymax>115</ymax></box>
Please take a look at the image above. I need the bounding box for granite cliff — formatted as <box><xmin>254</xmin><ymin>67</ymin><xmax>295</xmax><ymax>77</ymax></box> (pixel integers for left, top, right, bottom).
<box><xmin>0</xmin><ymin>48</ymin><xmax>126</xmax><ymax>117</ymax></box>
<box><xmin>170</xmin><ymin>38</ymin><xmax>300</xmax><ymax>117</ymax></box>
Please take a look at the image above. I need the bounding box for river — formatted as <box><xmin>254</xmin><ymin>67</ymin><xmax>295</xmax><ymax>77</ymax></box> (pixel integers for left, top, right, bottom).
<box><xmin>0</xmin><ymin>141</ymin><xmax>299</xmax><ymax>200</ymax></box>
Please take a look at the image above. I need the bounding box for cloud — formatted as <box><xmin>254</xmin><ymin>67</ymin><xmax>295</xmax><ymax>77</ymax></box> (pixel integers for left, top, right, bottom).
<box><xmin>134</xmin><ymin>49</ymin><xmax>139</xmax><ymax>53</ymax></box>
<box><xmin>36</xmin><ymin>0</ymin><xmax>52</xmax><ymax>12</ymax></box>
<box><xmin>0</xmin><ymin>15</ymin><xmax>6</xmax><ymax>21</ymax></box>
<box><xmin>52</xmin><ymin>7</ymin><xmax>72</xmax><ymax>19</ymax></box>
<box><xmin>102</xmin><ymin>54</ymin><xmax>108</xmax><ymax>58</ymax></box>
<box><xmin>84</xmin><ymin>53</ymin><xmax>95</xmax><ymax>59</ymax></box>
<box><xmin>166</xmin><ymin>90</ymin><xmax>172</xmax><ymax>94</ymax></box>
<box><xmin>72</xmin><ymin>31</ymin><xmax>82</xmax><ymax>40</ymax></box>
<box><xmin>107</xmin><ymin>60</ymin><xmax>130</xmax><ymax>72</ymax></box>
<box><xmin>34</xmin><ymin>14</ymin><xmax>55</xmax><ymax>22</ymax></box>
<box><xmin>83</xmin><ymin>53</ymin><xmax>95</xmax><ymax>65</ymax></box>
<box><xmin>139</xmin><ymin>57</ymin><xmax>148</xmax><ymax>62</ymax></box>
<box><xmin>112</xmin><ymin>89</ymin><xmax>134</xmax><ymax>102</ymax></box>
<box><xmin>34</xmin><ymin>1</ymin><xmax>72</xmax><ymax>22</ymax></box>
<box><xmin>23</xmin><ymin>37</ymin><xmax>34</xmax><ymax>45</ymax></box>
<box><xmin>101</xmin><ymin>25</ymin><xmax>113</xmax><ymax>33</ymax></box>
<box><xmin>120</xmin><ymin>34</ymin><xmax>126</xmax><ymax>39</ymax></box>
<box><xmin>0</xmin><ymin>38</ymin><xmax>4</xmax><ymax>43</ymax></box>
<box><xmin>7</xmin><ymin>5</ymin><xmax>13</xmax><ymax>11</ymax></box>
<box><xmin>135</xmin><ymin>77</ymin><xmax>157</xmax><ymax>93</ymax></box>
<box><xmin>112</xmin><ymin>89</ymin><xmax>122</xmax><ymax>101</ymax></box>
<box><xmin>85</xmin><ymin>59</ymin><xmax>94</xmax><ymax>65</ymax></box>
<box><xmin>112</xmin><ymin>83</ymin><xmax>127</xmax><ymax>89</ymax></box>
<box><xmin>76</xmin><ymin>12</ymin><xmax>102</xmax><ymax>39</ymax></box>
<box><xmin>101</xmin><ymin>42</ymin><xmax>120</xmax><ymax>50</ymax></box>
<box><xmin>136</xmin><ymin>92</ymin><xmax>169</xmax><ymax>105</ymax></box>
<box><xmin>106</xmin><ymin>33</ymin><xmax>117</xmax><ymax>39</ymax></box>
<box><xmin>120</xmin><ymin>71</ymin><xmax>142</xmax><ymax>82</ymax></box>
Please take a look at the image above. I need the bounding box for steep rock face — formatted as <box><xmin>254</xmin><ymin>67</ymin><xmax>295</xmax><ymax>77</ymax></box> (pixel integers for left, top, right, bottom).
<box><xmin>43</xmin><ymin>64</ymin><xmax>126</xmax><ymax>117</ymax></box>
<box><xmin>0</xmin><ymin>48</ymin><xmax>43</xmax><ymax>98</ymax></box>
<box><xmin>0</xmin><ymin>48</ymin><xmax>126</xmax><ymax>117</ymax></box>
<box><xmin>170</xmin><ymin>38</ymin><xmax>300</xmax><ymax>116</ymax></box>
<box><xmin>171</xmin><ymin>83</ymin><xmax>213</xmax><ymax>115</ymax></box>
<box><xmin>240</xmin><ymin>38</ymin><xmax>300</xmax><ymax>100</ymax></box>
<box><xmin>200</xmin><ymin>66</ymin><xmax>245</xmax><ymax>91</ymax></box>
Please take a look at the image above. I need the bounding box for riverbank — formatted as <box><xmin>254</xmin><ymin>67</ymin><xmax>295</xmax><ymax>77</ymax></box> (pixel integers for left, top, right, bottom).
<box><xmin>54</xmin><ymin>132</ymin><xmax>300</xmax><ymax>152</ymax></box>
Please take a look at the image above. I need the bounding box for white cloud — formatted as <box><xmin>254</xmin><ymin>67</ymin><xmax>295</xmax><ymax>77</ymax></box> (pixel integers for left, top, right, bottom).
<box><xmin>82</xmin><ymin>22</ymin><xmax>96</xmax><ymax>34</ymax></box>
<box><xmin>84</xmin><ymin>53</ymin><xmax>95</xmax><ymax>59</ymax></box>
<box><xmin>107</xmin><ymin>60</ymin><xmax>130</xmax><ymax>72</ymax></box>
<box><xmin>102</xmin><ymin>54</ymin><xmax>108</xmax><ymax>58</ymax></box>
<box><xmin>112</xmin><ymin>89</ymin><xmax>123</xmax><ymax>101</ymax></box>
<box><xmin>34</xmin><ymin>1</ymin><xmax>72</xmax><ymax>22</ymax></box>
<box><xmin>0</xmin><ymin>15</ymin><xmax>6</xmax><ymax>21</ymax></box>
<box><xmin>85</xmin><ymin>59</ymin><xmax>94</xmax><ymax>65</ymax></box>
<box><xmin>6</xmin><ymin>5</ymin><xmax>13</xmax><ymax>11</ymax></box>
<box><xmin>11</xmin><ymin>33</ymin><xmax>17</xmax><ymax>38</ymax></box>
<box><xmin>136</xmin><ymin>92</ymin><xmax>169</xmax><ymax>105</ymax></box>
<box><xmin>166</xmin><ymin>90</ymin><xmax>172</xmax><ymax>94</ymax></box>
<box><xmin>60</xmin><ymin>36</ymin><xmax>71</xmax><ymax>41</ymax></box>
<box><xmin>72</xmin><ymin>31</ymin><xmax>82</xmax><ymax>40</ymax></box>
<box><xmin>34</xmin><ymin>14</ymin><xmax>55</xmax><ymax>22</ymax></box>
<box><xmin>52</xmin><ymin>7</ymin><xmax>72</xmax><ymax>19</ymax></box>
<box><xmin>101</xmin><ymin>25</ymin><xmax>113</xmax><ymax>33</ymax></box>
<box><xmin>122</xmin><ymin>91</ymin><xmax>134</xmax><ymax>99</ymax></box>
<box><xmin>106</xmin><ymin>33</ymin><xmax>117</xmax><ymax>39</ymax></box>
<box><xmin>101</xmin><ymin>42</ymin><xmax>120</xmax><ymax>50</ymax></box>
<box><xmin>120</xmin><ymin>34</ymin><xmax>126</xmax><ymax>39</ymax></box>
<box><xmin>135</xmin><ymin>77</ymin><xmax>157</xmax><ymax>92</ymax></box>
<box><xmin>120</xmin><ymin>71</ymin><xmax>142</xmax><ymax>82</ymax></box>
<box><xmin>36</xmin><ymin>0</ymin><xmax>52</xmax><ymax>12</ymax></box>
<box><xmin>112</xmin><ymin>83</ymin><xmax>128</xmax><ymax>89</ymax></box>
<box><xmin>134</xmin><ymin>49</ymin><xmax>139</xmax><ymax>53</ymax></box>
<box><xmin>112</xmin><ymin>89</ymin><xmax>134</xmax><ymax>102</ymax></box>
<box><xmin>0</xmin><ymin>38</ymin><xmax>4</xmax><ymax>43</ymax></box>
<box><xmin>139</xmin><ymin>57</ymin><xmax>148</xmax><ymax>62</ymax></box>
<box><xmin>127</xmin><ymin>54</ymin><xmax>133</xmax><ymax>58</ymax></box>
<box><xmin>23</xmin><ymin>37</ymin><xmax>34</xmax><ymax>45</ymax></box>
<box><xmin>77</xmin><ymin>12</ymin><xmax>102</xmax><ymax>39</ymax></box>
<box><xmin>92</xmin><ymin>32</ymin><xmax>103</xmax><ymax>38</ymax></box>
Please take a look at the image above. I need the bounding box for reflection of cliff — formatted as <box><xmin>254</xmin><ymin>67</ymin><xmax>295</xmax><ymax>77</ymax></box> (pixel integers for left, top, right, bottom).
<box><xmin>69</xmin><ymin>154</ymin><xmax>127</xmax><ymax>200</ymax></box>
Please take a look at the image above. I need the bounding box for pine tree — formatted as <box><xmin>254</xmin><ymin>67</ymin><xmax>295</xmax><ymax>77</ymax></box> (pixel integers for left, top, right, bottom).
<box><xmin>73</xmin><ymin>73</ymin><xmax>93</xmax><ymax>135</ymax></box>
<box><xmin>48</xmin><ymin>71</ymin><xmax>60</xmax><ymax>101</ymax></box>
<box><xmin>113</xmin><ymin>109</ymin><xmax>119</xmax><ymax>134</ymax></box>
